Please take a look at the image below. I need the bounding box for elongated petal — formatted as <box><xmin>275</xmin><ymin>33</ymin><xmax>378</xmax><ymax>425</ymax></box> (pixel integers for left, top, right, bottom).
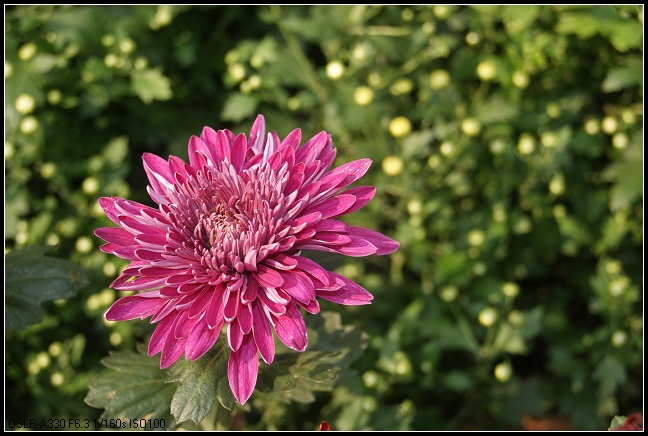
<box><xmin>252</xmin><ymin>302</ymin><xmax>275</xmax><ymax>364</ymax></box>
<box><xmin>148</xmin><ymin>314</ymin><xmax>176</xmax><ymax>356</ymax></box>
<box><xmin>95</xmin><ymin>227</ymin><xmax>135</xmax><ymax>246</ymax></box>
<box><xmin>186</xmin><ymin>320</ymin><xmax>220</xmax><ymax>360</ymax></box>
<box><xmin>143</xmin><ymin>153</ymin><xmax>173</xmax><ymax>197</ymax></box>
<box><xmin>280</xmin><ymin>270</ymin><xmax>315</xmax><ymax>304</ymax></box>
<box><xmin>254</xmin><ymin>264</ymin><xmax>284</xmax><ymax>288</ymax></box>
<box><xmin>348</xmin><ymin>226</ymin><xmax>400</xmax><ymax>255</ymax></box>
<box><xmin>105</xmin><ymin>294</ymin><xmax>166</xmax><ymax>321</ymax></box>
<box><xmin>273</xmin><ymin>302</ymin><xmax>307</xmax><ymax>352</ymax></box>
<box><xmin>317</xmin><ymin>272</ymin><xmax>374</xmax><ymax>305</ymax></box>
<box><xmin>249</xmin><ymin>114</ymin><xmax>266</xmax><ymax>152</ymax></box>
<box><xmin>228</xmin><ymin>334</ymin><xmax>259</xmax><ymax>404</ymax></box>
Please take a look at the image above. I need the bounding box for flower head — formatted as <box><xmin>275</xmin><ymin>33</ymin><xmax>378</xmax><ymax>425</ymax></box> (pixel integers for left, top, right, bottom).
<box><xmin>96</xmin><ymin>115</ymin><xmax>399</xmax><ymax>404</ymax></box>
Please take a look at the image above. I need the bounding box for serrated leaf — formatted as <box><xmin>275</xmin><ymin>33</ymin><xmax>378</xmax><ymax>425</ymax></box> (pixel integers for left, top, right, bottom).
<box><xmin>220</xmin><ymin>93</ymin><xmax>260</xmax><ymax>123</ymax></box>
<box><xmin>256</xmin><ymin>312</ymin><xmax>368</xmax><ymax>404</ymax></box>
<box><xmin>85</xmin><ymin>348</ymin><xmax>177</xmax><ymax>430</ymax></box>
<box><xmin>5</xmin><ymin>246</ymin><xmax>88</xmax><ymax>331</ymax></box>
<box><xmin>167</xmin><ymin>338</ymin><xmax>235</xmax><ymax>424</ymax></box>
<box><xmin>131</xmin><ymin>67</ymin><xmax>173</xmax><ymax>104</ymax></box>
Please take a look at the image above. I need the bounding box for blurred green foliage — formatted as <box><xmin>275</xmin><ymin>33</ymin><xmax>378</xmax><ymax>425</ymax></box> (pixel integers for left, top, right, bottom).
<box><xmin>5</xmin><ymin>5</ymin><xmax>642</xmax><ymax>431</ymax></box>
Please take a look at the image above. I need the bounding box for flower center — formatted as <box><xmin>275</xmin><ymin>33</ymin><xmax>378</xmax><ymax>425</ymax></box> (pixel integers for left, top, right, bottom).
<box><xmin>194</xmin><ymin>201</ymin><xmax>248</xmax><ymax>249</ymax></box>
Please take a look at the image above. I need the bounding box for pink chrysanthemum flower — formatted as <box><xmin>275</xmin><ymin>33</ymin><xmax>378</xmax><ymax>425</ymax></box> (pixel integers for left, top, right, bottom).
<box><xmin>96</xmin><ymin>115</ymin><xmax>398</xmax><ymax>404</ymax></box>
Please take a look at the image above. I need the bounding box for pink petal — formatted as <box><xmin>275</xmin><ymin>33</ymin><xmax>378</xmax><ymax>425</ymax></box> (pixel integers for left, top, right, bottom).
<box><xmin>151</xmin><ymin>299</ymin><xmax>180</xmax><ymax>323</ymax></box>
<box><xmin>174</xmin><ymin>311</ymin><xmax>196</xmax><ymax>339</ymax></box>
<box><xmin>112</xmin><ymin>276</ymin><xmax>167</xmax><ymax>291</ymax></box>
<box><xmin>206</xmin><ymin>285</ymin><xmax>226</xmax><ymax>329</ymax></box>
<box><xmin>228</xmin><ymin>334</ymin><xmax>259</xmax><ymax>404</ymax></box>
<box><xmin>297</xmin><ymin>298</ymin><xmax>320</xmax><ymax>315</ymax></box>
<box><xmin>249</xmin><ymin>114</ymin><xmax>266</xmax><ymax>153</ymax></box>
<box><xmin>296</xmin><ymin>131</ymin><xmax>330</xmax><ymax>165</ymax></box>
<box><xmin>297</xmin><ymin>236</ymin><xmax>378</xmax><ymax>257</ymax></box>
<box><xmin>254</xmin><ymin>264</ymin><xmax>284</xmax><ymax>288</ymax></box>
<box><xmin>148</xmin><ymin>313</ymin><xmax>176</xmax><ymax>356</ymax></box>
<box><xmin>312</xmin><ymin>219</ymin><xmax>349</xmax><ymax>234</ymax></box>
<box><xmin>294</xmin><ymin>255</ymin><xmax>332</xmax><ymax>286</ymax></box>
<box><xmin>303</xmin><ymin>194</ymin><xmax>356</xmax><ymax>219</ymax></box>
<box><xmin>214</xmin><ymin>130</ymin><xmax>231</xmax><ymax>164</ymax></box>
<box><xmin>238</xmin><ymin>303</ymin><xmax>253</xmax><ymax>334</ymax></box>
<box><xmin>161</xmin><ymin>331</ymin><xmax>187</xmax><ymax>369</ymax></box>
<box><xmin>230</xmin><ymin>132</ymin><xmax>247</xmax><ymax>171</ymax></box>
<box><xmin>223</xmin><ymin>288</ymin><xmax>241</xmax><ymax>322</ymax></box>
<box><xmin>142</xmin><ymin>153</ymin><xmax>174</xmax><ymax>197</ymax></box>
<box><xmin>95</xmin><ymin>227</ymin><xmax>135</xmax><ymax>246</ymax></box>
<box><xmin>273</xmin><ymin>302</ymin><xmax>307</xmax><ymax>352</ymax></box>
<box><xmin>281</xmin><ymin>128</ymin><xmax>302</xmax><ymax>150</ymax></box>
<box><xmin>97</xmin><ymin>197</ymin><xmax>121</xmax><ymax>224</ymax></box>
<box><xmin>105</xmin><ymin>294</ymin><xmax>165</xmax><ymax>321</ymax></box>
<box><xmin>252</xmin><ymin>302</ymin><xmax>275</xmax><ymax>364</ymax></box>
<box><xmin>134</xmin><ymin>233</ymin><xmax>167</xmax><ymax>247</ymax></box>
<box><xmin>228</xmin><ymin>319</ymin><xmax>244</xmax><ymax>352</ymax></box>
<box><xmin>188</xmin><ymin>288</ymin><xmax>213</xmax><ymax>319</ymax></box>
<box><xmin>188</xmin><ymin>136</ymin><xmax>210</xmax><ymax>168</ymax></box>
<box><xmin>241</xmin><ymin>279</ymin><xmax>259</xmax><ymax>304</ymax></box>
<box><xmin>186</xmin><ymin>319</ymin><xmax>220</xmax><ymax>360</ymax></box>
<box><xmin>321</xmin><ymin>158</ymin><xmax>372</xmax><ymax>190</ymax></box>
<box><xmin>340</xmin><ymin>186</ymin><xmax>376</xmax><ymax>214</ymax></box>
<box><xmin>317</xmin><ymin>272</ymin><xmax>374</xmax><ymax>305</ymax></box>
<box><xmin>347</xmin><ymin>226</ymin><xmax>399</xmax><ymax>255</ymax></box>
<box><xmin>257</xmin><ymin>290</ymin><xmax>287</xmax><ymax>316</ymax></box>
<box><xmin>279</xmin><ymin>271</ymin><xmax>315</xmax><ymax>304</ymax></box>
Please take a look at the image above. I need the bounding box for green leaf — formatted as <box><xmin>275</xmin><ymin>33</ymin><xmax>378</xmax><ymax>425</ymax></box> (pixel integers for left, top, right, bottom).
<box><xmin>402</xmin><ymin>129</ymin><xmax>434</xmax><ymax>159</ymax></box>
<box><xmin>220</xmin><ymin>93</ymin><xmax>260</xmax><ymax>123</ymax></box>
<box><xmin>84</xmin><ymin>345</ymin><xmax>177</xmax><ymax>430</ymax></box>
<box><xmin>602</xmin><ymin>131</ymin><xmax>643</xmax><ymax>212</ymax></box>
<box><xmin>167</xmin><ymin>338</ymin><xmax>235</xmax><ymax>425</ymax></box>
<box><xmin>5</xmin><ymin>246</ymin><xmax>88</xmax><ymax>331</ymax></box>
<box><xmin>102</xmin><ymin>136</ymin><xmax>129</xmax><ymax>167</ymax></box>
<box><xmin>556</xmin><ymin>12</ymin><xmax>600</xmax><ymax>39</ymax></box>
<box><xmin>593</xmin><ymin>355</ymin><xmax>627</xmax><ymax>399</ymax></box>
<box><xmin>607</xmin><ymin>21</ymin><xmax>643</xmax><ymax>52</ymax></box>
<box><xmin>601</xmin><ymin>58</ymin><xmax>643</xmax><ymax>93</ymax></box>
<box><xmin>475</xmin><ymin>97</ymin><xmax>519</xmax><ymax>124</ymax></box>
<box><xmin>131</xmin><ymin>67</ymin><xmax>173</xmax><ymax>104</ymax></box>
<box><xmin>256</xmin><ymin>312</ymin><xmax>368</xmax><ymax>404</ymax></box>
<box><xmin>520</xmin><ymin>307</ymin><xmax>544</xmax><ymax>340</ymax></box>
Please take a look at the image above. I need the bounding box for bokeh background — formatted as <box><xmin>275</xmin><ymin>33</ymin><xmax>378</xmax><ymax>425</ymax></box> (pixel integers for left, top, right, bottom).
<box><xmin>5</xmin><ymin>5</ymin><xmax>643</xmax><ymax>431</ymax></box>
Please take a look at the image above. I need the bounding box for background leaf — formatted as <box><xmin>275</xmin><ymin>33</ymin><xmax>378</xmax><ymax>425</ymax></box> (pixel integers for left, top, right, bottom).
<box><xmin>5</xmin><ymin>246</ymin><xmax>88</xmax><ymax>331</ymax></box>
<box><xmin>84</xmin><ymin>344</ymin><xmax>177</xmax><ymax>430</ymax></box>
<box><xmin>131</xmin><ymin>68</ymin><xmax>173</xmax><ymax>104</ymax></box>
<box><xmin>256</xmin><ymin>312</ymin><xmax>368</xmax><ymax>404</ymax></box>
<box><xmin>167</xmin><ymin>338</ymin><xmax>235</xmax><ymax>424</ymax></box>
